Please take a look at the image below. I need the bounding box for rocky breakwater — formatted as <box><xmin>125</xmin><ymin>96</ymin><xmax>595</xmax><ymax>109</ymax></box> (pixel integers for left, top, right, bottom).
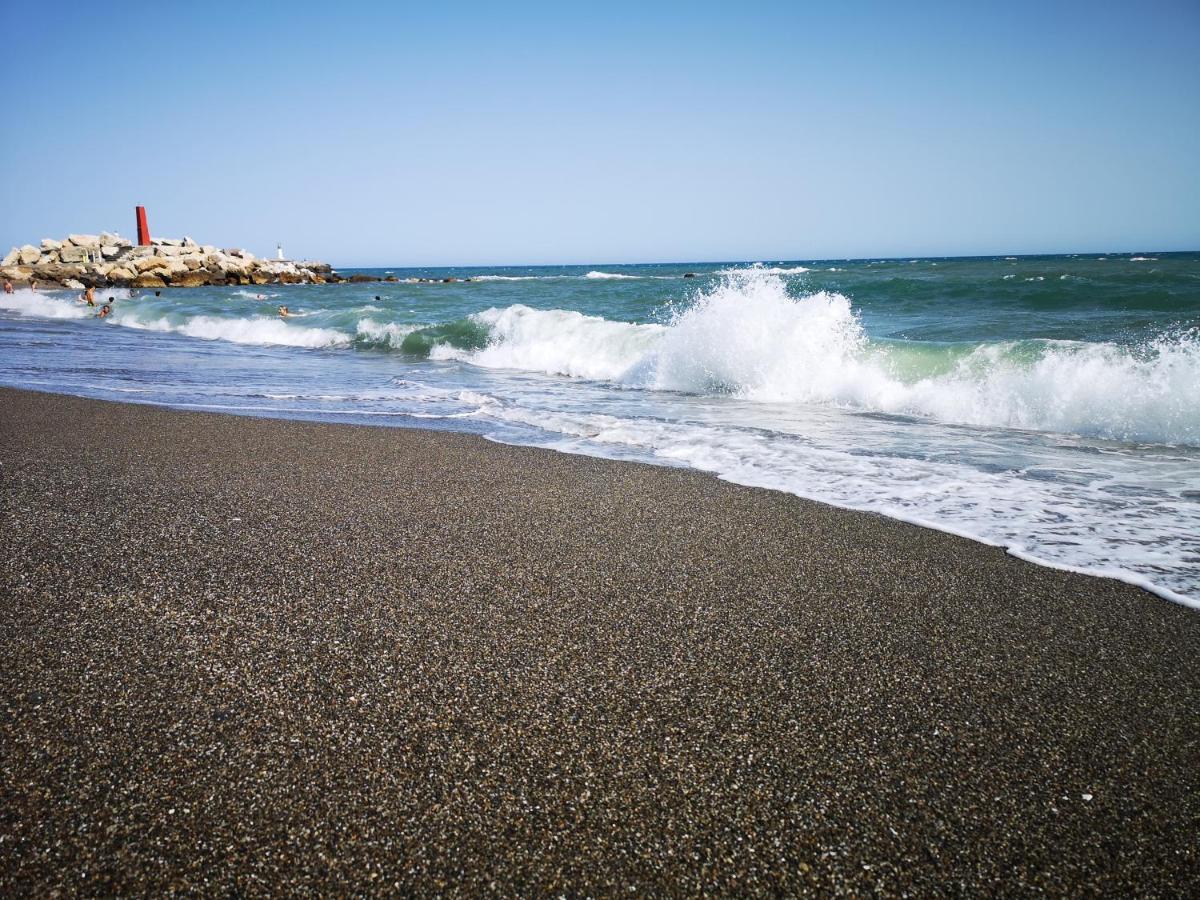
<box><xmin>1</xmin><ymin>234</ymin><xmax>335</xmax><ymax>289</ymax></box>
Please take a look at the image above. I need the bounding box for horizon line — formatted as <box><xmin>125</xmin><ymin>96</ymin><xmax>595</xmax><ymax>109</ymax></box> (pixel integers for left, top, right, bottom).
<box><xmin>329</xmin><ymin>247</ymin><xmax>1200</xmax><ymax>269</ymax></box>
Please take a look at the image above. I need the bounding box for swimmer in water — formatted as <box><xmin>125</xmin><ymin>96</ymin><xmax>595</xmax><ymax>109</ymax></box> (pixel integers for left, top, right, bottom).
<box><xmin>97</xmin><ymin>304</ymin><xmax>112</xmax><ymax>319</ymax></box>
<box><xmin>84</xmin><ymin>286</ymin><xmax>96</xmax><ymax>306</ymax></box>
<box><xmin>3</xmin><ymin>280</ymin><xmax>12</xmax><ymax>294</ymax></box>
<box><xmin>278</xmin><ymin>305</ymin><xmax>290</xmax><ymax>317</ymax></box>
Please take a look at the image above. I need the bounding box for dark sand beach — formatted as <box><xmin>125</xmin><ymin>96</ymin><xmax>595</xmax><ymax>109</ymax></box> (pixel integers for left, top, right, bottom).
<box><xmin>1</xmin><ymin>387</ymin><xmax>1197</xmax><ymax>894</ymax></box>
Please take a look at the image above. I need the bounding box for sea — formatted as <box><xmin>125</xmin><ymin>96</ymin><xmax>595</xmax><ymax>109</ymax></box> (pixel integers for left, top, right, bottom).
<box><xmin>2</xmin><ymin>254</ymin><xmax>1198</xmax><ymax>608</ymax></box>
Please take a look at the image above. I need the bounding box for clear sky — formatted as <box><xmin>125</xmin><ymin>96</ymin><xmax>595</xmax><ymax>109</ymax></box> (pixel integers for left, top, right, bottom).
<box><xmin>2</xmin><ymin>1</ymin><xmax>1197</xmax><ymax>266</ymax></box>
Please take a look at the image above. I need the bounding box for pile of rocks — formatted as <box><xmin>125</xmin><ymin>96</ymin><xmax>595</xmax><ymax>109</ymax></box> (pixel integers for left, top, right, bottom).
<box><xmin>1</xmin><ymin>234</ymin><xmax>335</xmax><ymax>289</ymax></box>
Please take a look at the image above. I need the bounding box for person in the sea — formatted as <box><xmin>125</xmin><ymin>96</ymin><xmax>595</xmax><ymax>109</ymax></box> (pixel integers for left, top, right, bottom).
<box><xmin>30</xmin><ymin>280</ymin><xmax>37</xmax><ymax>292</ymax></box>
<box><xmin>83</xmin><ymin>286</ymin><xmax>96</xmax><ymax>306</ymax></box>
<box><xmin>3</xmin><ymin>280</ymin><xmax>12</xmax><ymax>294</ymax></box>
<box><xmin>97</xmin><ymin>304</ymin><xmax>112</xmax><ymax>319</ymax></box>
<box><xmin>278</xmin><ymin>305</ymin><xmax>290</xmax><ymax>317</ymax></box>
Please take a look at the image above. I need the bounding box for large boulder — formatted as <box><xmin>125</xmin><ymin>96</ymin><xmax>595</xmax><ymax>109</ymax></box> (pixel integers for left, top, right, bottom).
<box><xmin>105</xmin><ymin>266</ymin><xmax>136</xmax><ymax>283</ymax></box>
<box><xmin>156</xmin><ymin>238</ymin><xmax>183</xmax><ymax>247</ymax></box>
<box><xmin>134</xmin><ymin>256</ymin><xmax>170</xmax><ymax>273</ymax></box>
<box><xmin>19</xmin><ymin>245</ymin><xmax>41</xmax><ymax>265</ymax></box>
<box><xmin>2</xmin><ymin>248</ymin><xmax>18</xmax><ymax>267</ymax></box>
<box><xmin>38</xmin><ymin>250</ymin><xmax>61</xmax><ymax>265</ymax></box>
<box><xmin>63</xmin><ymin>279</ymin><xmax>86</xmax><ymax>290</ymax></box>
<box><xmin>183</xmin><ymin>257</ymin><xmax>202</xmax><ymax>271</ymax></box>
<box><xmin>131</xmin><ymin>273</ymin><xmax>166</xmax><ymax>288</ymax></box>
<box><xmin>1</xmin><ymin>265</ymin><xmax>33</xmax><ymax>281</ymax></box>
<box><xmin>100</xmin><ymin>244</ymin><xmax>122</xmax><ymax>259</ymax></box>
<box><xmin>168</xmin><ymin>271</ymin><xmax>209</xmax><ymax>288</ymax></box>
<box><xmin>67</xmin><ymin>234</ymin><xmax>100</xmax><ymax>249</ymax></box>
<box><xmin>60</xmin><ymin>245</ymin><xmax>91</xmax><ymax>263</ymax></box>
<box><xmin>34</xmin><ymin>263</ymin><xmax>85</xmax><ymax>282</ymax></box>
<box><xmin>41</xmin><ymin>239</ymin><xmax>63</xmax><ymax>251</ymax></box>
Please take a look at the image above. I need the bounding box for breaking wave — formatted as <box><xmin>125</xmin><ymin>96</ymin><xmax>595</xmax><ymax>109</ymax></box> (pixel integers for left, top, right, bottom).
<box><xmin>435</xmin><ymin>270</ymin><xmax>1200</xmax><ymax>446</ymax></box>
<box><xmin>111</xmin><ymin>307</ymin><xmax>351</xmax><ymax>348</ymax></box>
<box><xmin>0</xmin><ymin>288</ymin><xmax>93</xmax><ymax>320</ymax></box>
<box><xmin>6</xmin><ymin>274</ymin><xmax>1198</xmax><ymax>446</ymax></box>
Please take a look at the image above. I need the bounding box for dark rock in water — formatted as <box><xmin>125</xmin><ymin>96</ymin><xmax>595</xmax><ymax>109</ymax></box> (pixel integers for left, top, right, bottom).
<box><xmin>442</xmin><ymin>277</ymin><xmax>457</xmax><ymax>283</ymax></box>
<box><xmin>383</xmin><ymin>275</ymin><xmax>398</xmax><ymax>282</ymax></box>
<box><xmin>348</xmin><ymin>274</ymin><xmax>378</xmax><ymax>283</ymax></box>
<box><xmin>683</xmin><ymin>272</ymin><xmax>697</xmax><ymax>278</ymax></box>
<box><xmin>170</xmin><ymin>271</ymin><xmax>210</xmax><ymax>288</ymax></box>
<box><xmin>131</xmin><ymin>273</ymin><xmax>166</xmax><ymax>289</ymax></box>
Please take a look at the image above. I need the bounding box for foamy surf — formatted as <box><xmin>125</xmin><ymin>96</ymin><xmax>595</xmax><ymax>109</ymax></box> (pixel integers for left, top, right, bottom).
<box><xmin>437</xmin><ymin>270</ymin><xmax>1200</xmax><ymax>447</ymax></box>
<box><xmin>0</xmin><ymin>288</ymin><xmax>93</xmax><ymax>320</ymax></box>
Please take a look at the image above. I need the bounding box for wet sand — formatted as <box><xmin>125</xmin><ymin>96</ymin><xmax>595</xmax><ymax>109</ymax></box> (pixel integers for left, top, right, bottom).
<box><xmin>1</xmin><ymin>387</ymin><xmax>1197</xmax><ymax>894</ymax></box>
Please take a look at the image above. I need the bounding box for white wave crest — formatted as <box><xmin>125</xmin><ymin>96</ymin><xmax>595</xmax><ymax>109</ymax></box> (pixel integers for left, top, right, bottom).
<box><xmin>112</xmin><ymin>308</ymin><xmax>349</xmax><ymax>348</ymax></box>
<box><xmin>0</xmin><ymin>288</ymin><xmax>92</xmax><ymax>320</ymax></box>
<box><xmin>445</xmin><ymin>270</ymin><xmax>1200</xmax><ymax>445</ymax></box>
<box><xmin>431</xmin><ymin>305</ymin><xmax>663</xmax><ymax>380</ymax></box>
<box><xmin>717</xmin><ymin>264</ymin><xmax>810</xmax><ymax>276</ymax></box>
<box><xmin>584</xmin><ymin>271</ymin><xmax>640</xmax><ymax>280</ymax></box>
<box><xmin>469</xmin><ymin>275</ymin><xmax>546</xmax><ymax>282</ymax></box>
<box><xmin>355</xmin><ymin>318</ymin><xmax>420</xmax><ymax>348</ymax></box>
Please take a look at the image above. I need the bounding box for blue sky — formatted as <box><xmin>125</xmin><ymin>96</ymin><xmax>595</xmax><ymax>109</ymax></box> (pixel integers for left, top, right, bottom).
<box><xmin>2</xmin><ymin>1</ymin><xmax>1197</xmax><ymax>265</ymax></box>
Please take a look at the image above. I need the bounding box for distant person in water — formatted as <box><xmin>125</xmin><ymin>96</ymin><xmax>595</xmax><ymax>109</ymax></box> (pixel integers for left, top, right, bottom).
<box><xmin>3</xmin><ymin>280</ymin><xmax>12</xmax><ymax>294</ymax></box>
<box><xmin>83</xmin><ymin>286</ymin><xmax>96</xmax><ymax>306</ymax></box>
<box><xmin>154</xmin><ymin>291</ymin><xmax>161</xmax><ymax>296</ymax></box>
<box><xmin>278</xmin><ymin>305</ymin><xmax>290</xmax><ymax>317</ymax></box>
<box><xmin>97</xmin><ymin>304</ymin><xmax>112</xmax><ymax>319</ymax></box>
<box><xmin>30</xmin><ymin>280</ymin><xmax>37</xmax><ymax>292</ymax></box>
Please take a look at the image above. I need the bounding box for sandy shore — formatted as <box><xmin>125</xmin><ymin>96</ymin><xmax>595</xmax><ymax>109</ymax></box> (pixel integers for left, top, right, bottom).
<box><xmin>1</xmin><ymin>387</ymin><xmax>1197</xmax><ymax>894</ymax></box>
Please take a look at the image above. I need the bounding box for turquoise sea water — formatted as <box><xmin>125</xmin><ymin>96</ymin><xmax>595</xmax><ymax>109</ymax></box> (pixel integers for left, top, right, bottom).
<box><xmin>2</xmin><ymin>253</ymin><xmax>1198</xmax><ymax>605</ymax></box>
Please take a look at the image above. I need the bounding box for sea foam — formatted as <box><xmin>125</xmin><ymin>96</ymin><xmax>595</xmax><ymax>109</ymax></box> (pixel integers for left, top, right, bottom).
<box><xmin>444</xmin><ymin>270</ymin><xmax>1200</xmax><ymax>446</ymax></box>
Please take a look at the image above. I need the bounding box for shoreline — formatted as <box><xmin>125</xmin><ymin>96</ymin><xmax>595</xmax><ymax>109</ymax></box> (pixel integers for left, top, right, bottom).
<box><xmin>7</xmin><ymin>382</ymin><xmax>1195</xmax><ymax>610</ymax></box>
<box><xmin>2</xmin><ymin>387</ymin><xmax>1198</xmax><ymax>893</ymax></box>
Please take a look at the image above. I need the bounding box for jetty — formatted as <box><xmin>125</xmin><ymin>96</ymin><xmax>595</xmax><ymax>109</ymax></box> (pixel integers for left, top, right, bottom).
<box><xmin>1</xmin><ymin>234</ymin><xmax>335</xmax><ymax>290</ymax></box>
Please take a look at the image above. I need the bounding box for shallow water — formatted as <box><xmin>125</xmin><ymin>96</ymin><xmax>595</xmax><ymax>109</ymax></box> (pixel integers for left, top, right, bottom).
<box><xmin>2</xmin><ymin>253</ymin><xmax>1198</xmax><ymax>606</ymax></box>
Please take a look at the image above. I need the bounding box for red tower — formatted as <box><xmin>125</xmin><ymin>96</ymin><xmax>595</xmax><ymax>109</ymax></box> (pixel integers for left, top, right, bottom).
<box><xmin>135</xmin><ymin>206</ymin><xmax>151</xmax><ymax>246</ymax></box>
